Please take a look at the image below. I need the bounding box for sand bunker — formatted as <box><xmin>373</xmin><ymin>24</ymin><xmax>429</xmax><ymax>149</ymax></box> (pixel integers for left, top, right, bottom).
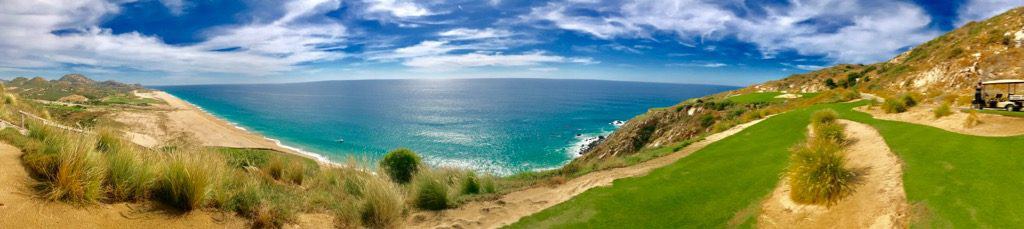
<box><xmin>407</xmin><ymin>116</ymin><xmax>771</xmax><ymax>228</ymax></box>
<box><xmin>856</xmin><ymin>105</ymin><xmax>1024</xmax><ymax>137</ymax></box>
<box><xmin>759</xmin><ymin>120</ymin><xmax>908</xmax><ymax>228</ymax></box>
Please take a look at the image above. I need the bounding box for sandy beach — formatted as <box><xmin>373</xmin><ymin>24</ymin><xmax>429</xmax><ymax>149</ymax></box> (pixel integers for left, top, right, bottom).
<box><xmin>122</xmin><ymin>91</ymin><xmax>334</xmax><ymax>165</ymax></box>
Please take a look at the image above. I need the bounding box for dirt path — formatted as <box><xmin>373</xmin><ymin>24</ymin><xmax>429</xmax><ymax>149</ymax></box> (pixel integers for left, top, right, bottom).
<box><xmin>856</xmin><ymin>105</ymin><xmax>1024</xmax><ymax>137</ymax></box>
<box><xmin>759</xmin><ymin>120</ymin><xmax>908</xmax><ymax>228</ymax></box>
<box><xmin>406</xmin><ymin>117</ymin><xmax>771</xmax><ymax>229</ymax></box>
<box><xmin>0</xmin><ymin>142</ymin><xmax>249</xmax><ymax>228</ymax></box>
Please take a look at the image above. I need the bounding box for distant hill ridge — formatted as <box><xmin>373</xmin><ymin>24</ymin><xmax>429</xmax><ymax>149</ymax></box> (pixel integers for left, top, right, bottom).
<box><xmin>752</xmin><ymin>6</ymin><xmax>1024</xmax><ymax>95</ymax></box>
<box><xmin>4</xmin><ymin>74</ymin><xmax>143</xmax><ymax>101</ymax></box>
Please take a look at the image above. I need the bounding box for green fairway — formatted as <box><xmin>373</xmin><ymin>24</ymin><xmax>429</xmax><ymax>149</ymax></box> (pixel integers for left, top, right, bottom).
<box><xmin>840</xmin><ymin>105</ymin><xmax>1024</xmax><ymax>227</ymax></box>
<box><xmin>726</xmin><ymin>92</ymin><xmax>818</xmax><ymax>105</ymax></box>
<box><xmin>510</xmin><ymin>101</ymin><xmax>1024</xmax><ymax>228</ymax></box>
<box><xmin>508</xmin><ymin>103</ymin><xmax>831</xmax><ymax>228</ymax></box>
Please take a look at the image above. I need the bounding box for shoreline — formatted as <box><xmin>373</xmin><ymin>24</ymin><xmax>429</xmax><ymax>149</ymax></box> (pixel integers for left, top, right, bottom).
<box><xmin>145</xmin><ymin>91</ymin><xmax>340</xmax><ymax>167</ymax></box>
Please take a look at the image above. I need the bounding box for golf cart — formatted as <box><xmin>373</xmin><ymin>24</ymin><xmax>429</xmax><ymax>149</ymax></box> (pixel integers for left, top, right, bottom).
<box><xmin>978</xmin><ymin>79</ymin><xmax>1024</xmax><ymax>111</ymax></box>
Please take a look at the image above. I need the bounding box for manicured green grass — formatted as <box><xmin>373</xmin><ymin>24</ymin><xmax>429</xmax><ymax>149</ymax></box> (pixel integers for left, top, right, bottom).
<box><xmin>976</xmin><ymin>109</ymin><xmax>1024</xmax><ymax>118</ymax></box>
<box><xmin>726</xmin><ymin>92</ymin><xmax>782</xmax><ymax>104</ymax></box>
<box><xmin>512</xmin><ymin>101</ymin><xmax>1024</xmax><ymax>228</ymax></box>
<box><xmin>508</xmin><ymin>103</ymin><xmax>833</xmax><ymax>228</ymax></box>
<box><xmin>726</xmin><ymin>92</ymin><xmax>818</xmax><ymax>105</ymax></box>
<box><xmin>838</xmin><ymin>104</ymin><xmax>1024</xmax><ymax>227</ymax></box>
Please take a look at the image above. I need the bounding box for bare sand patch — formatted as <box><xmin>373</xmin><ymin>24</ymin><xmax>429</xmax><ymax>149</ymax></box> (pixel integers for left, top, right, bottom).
<box><xmin>759</xmin><ymin>120</ymin><xmax>908</xmax><ymax>229</ymax></box>
<box><xmin>775</xmin><ymin>93</ymin><xmax>802</xmax><ymax>99</ymax></box>
<box><xmin>406</xmin><ymin>116</ymin><xmax>771</xmax><ymax>229</ymax></box>
<box><xmin>0</xmin><ymin>142</ymin><xmax>248</xmax><ymax>228</ymax></box>
<box><xmin>856</xmin><ymin>105</ymin><xmax>1024</xmax><ymax>137</ymax></box>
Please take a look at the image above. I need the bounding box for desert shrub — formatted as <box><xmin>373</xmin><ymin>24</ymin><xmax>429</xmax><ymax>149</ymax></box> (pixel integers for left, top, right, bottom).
<box><xmin>840</xmin><ymin>89</ymin><xmax>861</xmax><ymax>101</ymax></box>
<box><xmin>786</xmin><ymin>142</ymin><xmax>857</xmax><ymax>206</ymax></box>
<box><xmin>882</xmin><ymin>99</ymin><xmax>908</xmax><ymax>113</ymax></box>
<box><xmin>813</xmin><ymin>122</ymin><xmax>847</xmax><ymax>145</ymax></box>
<box><xmin>810</xmin><ymin>109</ymin><xmax>838</xmax><ymax>125</ymax></box>
<box><xmin>360</xmin><ymin>178</ymin><xmax>404</xmax><ymax>228</ymax></box>
<box><xmin>412</xmin><ymin>174</ymin><xmax>451</xmax><ymax>210</ymax></box>
<box><xmin>711</xmin><ymin>119</ymin><xmax>737</xmax><ymax>133</ymax></box>
<box><xmin>933</xmin><ymin>103</ymin><xmax>953</xmax><ymax>118</ymax></box>
<box><xmin>155</xmin><ymin>152</ymin><xmax>222</xmax><ymax>210</ymax></box>
<box><xmin>379</xmin><ymin>148</ymin><xmax>421</xmax><ymax>184</ymax></box>
<box><xmin>4</xmin><ymin>94</ymin><xmax>17</xmax><ymax>105</ymax></box>
<box><xmin>106</xmin><ymin>147</ymin><xmax>156</xmax><ymax>201</ymax></box>
<box><xmin>699</xmin><ymin>114</ymin><xmax>715</xmax><ymax>128</ymax></box>
<box><xmin>899</xmin><ymin>93</ymin><xmax>918</xmax><ymax>107</ymax></box>
<box><xmin>94</xmin><ymin>127</ymin><xmax>125</xmax><ymax>153</ymax></box>
<box><xmin>37</xmin><ymin>136</ymin><xmax>106</xmax><ymax>203</ymax></box>
<box><xmin>460</xmin><ymin>172</ymin><xmax>481</xmax><ymax>195</ymax></box>
<box><xmin>266</xmin><ymin>157</ymin><xmax>286</xmax><ymax>180</ymax></box>
<box><xmin>964</xmin><ymin>110</ymin><xmax>983</xmax><ymax>128</ymax></box>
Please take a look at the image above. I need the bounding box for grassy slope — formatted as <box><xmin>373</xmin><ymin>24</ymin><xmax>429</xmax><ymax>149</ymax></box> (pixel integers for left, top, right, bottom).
<box><xmin>508</xmin><ymin>103</ymin><xmax>830</xmax><ymax>228</ymax></box>
<box><xmin>511</xmin><ymin>101</ymin><xmax>1024</xmax><ymax>228</ymax></box>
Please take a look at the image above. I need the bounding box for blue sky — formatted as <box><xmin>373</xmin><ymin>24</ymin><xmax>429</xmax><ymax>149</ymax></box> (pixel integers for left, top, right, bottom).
<box><xmin>0</xmin><ymin>0</ymin><xmax>1021</xmax><ymax>86</ymax></box>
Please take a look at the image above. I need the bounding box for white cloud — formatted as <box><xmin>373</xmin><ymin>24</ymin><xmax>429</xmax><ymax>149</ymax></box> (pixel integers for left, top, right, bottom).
<box><xmin>364</xmin><ymin>0</ymin><xmax>434</xmax><ymax>18</ymax></box>
<box><xmin>526</xmin><ymin>0</ymin><xmax>942</xmax><ymax>64</ymax></box>
<box><xmin>0</xmin><ymin>0</ymin><xmax>347</xmax><ymax>76</ymax></box>
<box><xmin>159</xmin><ymin>0</ymin><xmax>187</xmax><ymax>15</ymax></box>
<box><xmin>667</xmin><ymin>61</ymin><xmax>727</xmax><ymax>68</ymax></box>
<box><xmin>956</xmin><ymin>0</ymin><xmax>1024</xmax><ymax>25</ymax></box>
<box><xmin>438</xmin><ymin>28</ymin><xmax>513</xmax><ymax>40</ymax></box>
<box><xmin>403</xmin><ymin>51</ymin><xmax>594</xmax><ymax>69</ymax></box>
<box><xmin>796</xmin><ymin>64</ymin><xmax>825</xmax><ymax>70</ymax></box>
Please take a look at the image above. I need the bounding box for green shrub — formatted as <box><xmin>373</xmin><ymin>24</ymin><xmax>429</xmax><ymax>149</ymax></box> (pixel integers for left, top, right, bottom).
<box><xmin>813</xmin><ymin>122</ymin><xmax>846</xmax><ymax>145</ymax></box>
<box><xmin>786</xmin><ymin>141</ymin><xmax>857</xmax><ymax>206</ymax></box>
<box><xmin>379</xmin><ymin>148</ymin><xmax>421</xmax><ymax>184</ymax></box>
<box><xmin>699</xmin><ymin>114</ymin><xmax>715</xmax><ymax>128</ymax></box>
<box><xmin>460</xmin><ymin>172</ymin><xmax>481</xmax><ymax>195</ymax></box>
<box><xmin>810</xmin><ymin>109</ymin><xmax>838</xmax><ymax>125</ymax></box>
<box><xmin>413</xmin><ymin>174</ymin><xmax>451</xmax><ymax>210</ymax></box>
<box><xmin>156</xmin><ymin>153</ymin><xmax>222</xmax><ymax>210</ymax></box>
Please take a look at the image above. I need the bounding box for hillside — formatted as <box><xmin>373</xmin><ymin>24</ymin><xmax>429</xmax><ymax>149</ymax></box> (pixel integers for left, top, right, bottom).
<box><xmin>578</xmin><ymin>7</ymin><xmax>1024</xmax><ymax>163</ymax></box>
<box><xmin>754</xmin><ymin>7</ymin><xmax>1024</xmax><ymax>95</ymax></box>
<box><xmin>5</xmin><ymin>74</ymin><xmax>147</xmax><ymax>103</ymax></box>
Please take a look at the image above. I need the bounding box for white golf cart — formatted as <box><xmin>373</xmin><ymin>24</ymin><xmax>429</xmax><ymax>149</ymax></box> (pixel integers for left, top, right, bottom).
<box><xmin>981</xmin><ymin>79</ymin><xmax>1024</xmax><ymax>111</ymax></box>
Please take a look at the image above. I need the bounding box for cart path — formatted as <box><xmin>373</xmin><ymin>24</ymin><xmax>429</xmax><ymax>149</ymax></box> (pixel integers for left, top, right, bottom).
<box><xmin>406</xmin><ymin>116</ymin><xmax>772</xmax><ymax>229</ymax></box>
<box><xmin>759</xmin><ymin>120</ymin><xmax>909</xmax><ymax>228</ymax></box>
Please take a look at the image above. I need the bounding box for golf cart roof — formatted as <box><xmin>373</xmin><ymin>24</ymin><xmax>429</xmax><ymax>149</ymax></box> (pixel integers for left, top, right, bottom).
<box><xmin>982</xmin><ymin>79</ymin><xmax>1024</xmax><ymax>85</ymax></box>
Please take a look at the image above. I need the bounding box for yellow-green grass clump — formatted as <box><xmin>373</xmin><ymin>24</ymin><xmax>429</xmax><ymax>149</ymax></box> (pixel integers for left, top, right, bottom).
<box><xmin>786</xmin><ymin>109</ymin><xmax>858</xmax><ymax>206</ymax></box>
<box><xmin>934</xmin><ymin>102</ymin><xmax>953</xmax><ymax>118</ymax></box>
<box><xmin>379</xmin><ymin>148</ymin><xmax>421</xmax><ymax>184</ymax></box>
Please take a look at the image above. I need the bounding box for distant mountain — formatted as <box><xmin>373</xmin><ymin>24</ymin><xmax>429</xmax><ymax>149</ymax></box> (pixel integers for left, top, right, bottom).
<box><xmin>4</xmin><ymin>74</ymin><xmax>144</xmax><ymax>101</ymax></box>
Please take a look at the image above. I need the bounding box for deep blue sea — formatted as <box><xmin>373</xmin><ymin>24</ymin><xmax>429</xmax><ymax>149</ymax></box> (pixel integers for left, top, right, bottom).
<box><xmin>156</xmin><ymin>79</ymin><xmax>736</xmax><ymax>174</ymax></box>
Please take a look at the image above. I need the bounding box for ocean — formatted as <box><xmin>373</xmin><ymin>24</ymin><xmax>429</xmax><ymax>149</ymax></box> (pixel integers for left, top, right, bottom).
<box><xmin>156</xmin><ymin>78</ymin><xmax>736</xmax><ymax>174</ymax></box>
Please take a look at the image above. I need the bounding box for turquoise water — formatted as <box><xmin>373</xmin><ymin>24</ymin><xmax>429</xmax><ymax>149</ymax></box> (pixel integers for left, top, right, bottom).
<box><xmin>156</xmin><ymin>79</ymin><xmax>735</xmax><ymax>174</ymax></box>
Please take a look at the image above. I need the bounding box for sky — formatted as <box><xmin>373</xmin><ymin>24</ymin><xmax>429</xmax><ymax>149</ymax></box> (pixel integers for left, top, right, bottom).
<box><xmin>0</xmin><ymin>0</ymin><xmax>1022</xmax><ymax>86</ymax></box>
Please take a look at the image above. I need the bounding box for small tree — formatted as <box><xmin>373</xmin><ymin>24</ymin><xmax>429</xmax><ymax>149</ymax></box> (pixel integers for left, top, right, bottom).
<box><xmin>379</xmin><ymin>148</ymin><xmax>421</xmax><ymax>183</ymax></box>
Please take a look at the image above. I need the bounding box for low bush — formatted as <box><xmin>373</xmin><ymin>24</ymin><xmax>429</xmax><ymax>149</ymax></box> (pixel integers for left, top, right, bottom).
<box><xmin>106</xmin><ymin>147</ymin><xmax>156</xmax><ymax>201</ymax></box>
<box><xmin>810</xmin><ymin>109</ymin><xmax>838</xmax><ymax>125</ymax></box>
<box><xmin>786</xmin><ymin>141</ymin><xmax>858</xmax><ymax>206</ymax></box>
<box><xmin>813</xmin><ymin>122</ymin><xmax>846</xmax><ymax>145</ymax></box>
<box><xmin>155</xmin><ymin>152</ymin><xmax>222</xmax><ymax>210</ymax></box>
<box><xmin>899</xmin><ymin>93</ymin><xmax>918</xmax><ymax>107</ymax></box>
<box><xmin>379</xmin><ymin>148</ymin><xmax>421</xmax><ymax>184</ymax></box>
<box><xmin>964</xmin><ymin>110</ymin><xmax>983</xmax><ymax>128</ymax></box>
<box><xmin>933</xmin><ymin>102</ymin><xmax>953</xmax><ymax>118</ymax></box>
<box><xmin>460</xmin><ymin>172</ymin><xmax>481</xmax><ymax>195</ymax></box>
<box><xmin>360</xmin><ymin>178</ymin><xmax>404</xmax><ymax>228</ymax></box>
<box><xmin>39</xmin><ymin>136</ymin><xmax>106</xmax><ymax>203</ymax></box>
<box><xmin>412</xmin><ymin>174</ymin><xmax>451</xmax><ymax>210</ymax></box>
<box><xmin>882</xmin><ymin>99</ymin><xmax>908</xmax><ymax>113</ymax></box>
